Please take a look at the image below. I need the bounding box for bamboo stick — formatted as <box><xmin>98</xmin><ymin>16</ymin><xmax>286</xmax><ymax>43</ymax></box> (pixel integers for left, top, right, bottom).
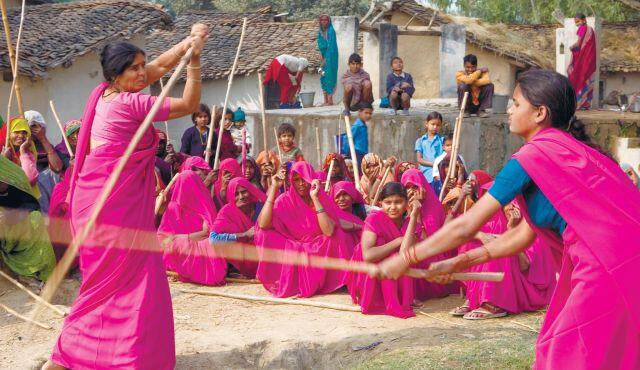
<box><xmin>324</xmin><ymin>159</ymin><xmax>334</xmax><ymax>192</ymax></box>
<box><xmin>158</xmin><ymin>78</ymin><xmax>170</xmax><ymax>143</ymax></box>
<box><xmin>181</xmin><ymin>289</ymin><xmax>362</xmax><ymax>312</ymax></box>
<box><xmin>166</xmin><ymin>271</ymin><xmax>259</xmax><ymax>284</ymax></box>
<box><xmin>241</xmin><ymin>128</ymin><xmax>247</xmax><ymax>175</ymax></box>
<box><xmin>257</xmin><ymin>72</ymin><xmax>268</xmax><ymax>153</ymax></box>
<box><xmin>439</xmin><ymin>92</ymin><xmax>468</xmax><ymax>201</ymax></box>
<box><xmin>315</xmin><ymin>126</ymin><xmax>321</xmax><ymax>168</ymax></box>
<box><xmin>204</xmin><ymin>104</ymin><xmax>218</xmax><ymax>165</ymax></box>
<box><xmin>154</xmin><ymin>172</ymin><xmax>179</xmax><ymax>215</ymax></box>
<box><xmin>212</xmin><ymin>18</ymin><xmax>247</xmax><ymax>168</ymax></box>
<box><xmin>272</xmin><ymin>126</ymin><xmax>286</xmax><ymax>190</ymax></box>
<box><xmin>0</xmin><ymin>0</ymin><xmax>24</xmax><ymax>116</ymax></box>
<box><xmin>371</xmin><ymin>165</ymin><xmax>391</xmax><ymax>205</ymax></box>
<box><xmin>343</xmin><ymin>116</ymin><xmax>361</xmax><ymax>191</ymax></box>
<box><xmin>0</xmin><ymin>302</ymin><xmax>51</xmax><ymax>330</ymax></box>
<box><xmin>418</xmin><ymin>310</ymin><xmax>464</xmax><ymax>326</ymax></box>
<box><xmin>49</xmin><ymin>100</ymin><xmax>73</xmax><ymax>158</ymax></box>
<box><xmin>510</xmin><ymin>320</ymin><xmax>540</xmax><ymax>333</ymax></box>
<box><xmin>0</xmin><ymin>270</ymin><xmax>66</xmax><ymax>317</ymax></box>
<box><xmin>34</xmin><ymin>46</ymin><xmax>197</xmax><ymax>325</ymax></box>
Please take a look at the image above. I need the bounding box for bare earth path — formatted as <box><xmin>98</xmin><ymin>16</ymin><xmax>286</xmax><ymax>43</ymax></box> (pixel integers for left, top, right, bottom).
<box><xmin>0</xmin><ymin>277</ymin><xmax>542</xmax><ymax>369</ymax></box>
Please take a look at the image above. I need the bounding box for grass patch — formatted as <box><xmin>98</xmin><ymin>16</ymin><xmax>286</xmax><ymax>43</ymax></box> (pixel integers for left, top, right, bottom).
<box><xmin>352</xmin><ymin>329</ymin><xmax>536</xmax><ymax>370</ymax></box>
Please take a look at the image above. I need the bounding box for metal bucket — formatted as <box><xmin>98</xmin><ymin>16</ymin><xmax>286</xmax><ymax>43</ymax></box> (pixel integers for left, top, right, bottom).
<box><xmin>299</xmin><ymin>91</ymin><xmax>315</xmax><ymax>108</ymax></box>
<box><xmin>492</xmin><ymin>94</ymin><xmax>509</xmax><ymax>114</ymax></box>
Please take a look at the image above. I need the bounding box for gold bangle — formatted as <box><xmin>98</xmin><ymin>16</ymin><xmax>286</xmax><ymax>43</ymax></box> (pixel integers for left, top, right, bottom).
<box><xmin>481</xmin><ymin>245</ymin><xmax>492</xmax><ymax>260</ymax></box>
<box><xmin>187</xmin><ymin>64</ymin><xmax>201</xmax><ymax>70</ymax></box>
<box><xmin>187</xmin><ymin>77</ymin><xmax>202</xmax><ymax>83</ymax></box>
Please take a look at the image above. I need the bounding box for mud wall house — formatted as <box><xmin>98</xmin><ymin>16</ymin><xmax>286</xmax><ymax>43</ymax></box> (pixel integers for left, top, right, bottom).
<box><xmin>361</xmin><ymin>0</ymin><xmax>639</xmax><ymax>103</ymax></box>
<box><xmin>0</xmin><ymin>0</ymin><xmax>171</xmax><ymax>146</ymax></box>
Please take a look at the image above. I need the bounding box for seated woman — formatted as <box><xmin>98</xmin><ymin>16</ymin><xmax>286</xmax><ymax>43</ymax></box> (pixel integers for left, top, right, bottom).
<box><xmin>444</xmin><ymin>169</ymin><xmax>491</xmax><ymax>221</ymax></box>
<box><xmin>452</xmin><ymin>179</ymin><xmax>558</xmax><ymax>319</ymax></box>
<box><xmin>400</xmin><ymin>169</ymin><xmax>453</xmax><ymax>300</ymax></box>
<box><xmin>437</xmin><ymin>154</ymin><xmax>469</xmax><ymax>214</ymax></box>
<box><xmin>255</xmin><ymin>161</ymin><xmax>358</xmax><ymax>297</ymax></box>
<box><xmin>331</xmin><ymin>181</ymin><xmax>368</xmax><ymax>221</ymax></box>
<box><xmin>359</xmin><ymin>153</ymin><xmax>395</xmax><ymax>204</ymax></box>
<box><xmin>393</xmin><ymin>161</ymin><xmax>417</xmax><ymax>182</ymax></box>
<box><xmin>322</xmin><ymin>153</ymin><xmax>352</xmax><ymax>189</ymax></box>
<box><xmin>210</xmin><ymin>177</ymin><xmax>265</xmax><ymax>278</ymax></box>
<box><xmin>347</xmin><ymin>182</ymin><xmax>415</xmax><ymax>318</ymax></box>
<box><xmin>214</xmin><ymin>158</ymin><xmax>242</xmax><ymax>208</ymax></box>
<box><xmin>244</xmin><ymin>156</ymin><xmax>264</xmax><ymax>192</ymax></box>
<box><xmin>158</xmin><ymin>169</ymin><xmax>226</xmax><ymax>286</ymax></box>
<box><xmin>256</xmin><ymin>150</ymin><xmax>280</xmax><ymax>191</ymax></box>
<box><xmin>0</xmin><ymin>155</ymin><xmax>56</xmax><ymax>288</ymax></box>
<box><xmin>2</xmin><ymin>117</ymin><xmax>40</xmax><ymax>199</ymax></box>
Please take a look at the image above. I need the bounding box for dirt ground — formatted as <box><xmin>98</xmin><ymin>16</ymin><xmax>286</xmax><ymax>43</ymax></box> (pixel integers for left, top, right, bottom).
<box><xmin>0</xmin><ymin>277</ymin><xmax>543</xmax><ymax>369</ymax></box>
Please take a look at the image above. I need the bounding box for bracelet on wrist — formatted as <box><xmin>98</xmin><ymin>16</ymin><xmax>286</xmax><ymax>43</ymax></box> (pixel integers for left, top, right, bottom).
<box><xmin>187</xmin><ymin>64</ymin><xmax>201</xmax><ymax>70</ymax></box>
<box><xmin>315</xmin><ymin>208</ymin><xmax>325</xmax><ymax>214</ymax></box>
<box><xmin>187</xmin><ymin>77</ymin><xmax>202</xmax><ymax>83</ymax></box>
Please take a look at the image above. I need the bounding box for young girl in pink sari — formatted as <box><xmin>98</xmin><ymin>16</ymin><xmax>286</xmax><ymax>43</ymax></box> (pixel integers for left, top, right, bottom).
<box><xmin>379</xmin><ymin>70</ymin><xmax>640</xmax><ymax>369</ymax></box>
<box><xmin>348</xmin><ymin>182</ymin><xmax>416</xmax><ymax>318</ymax></box>
<box><xmin>210</xmin><ymin>177</ymin><xmax>266</xmax><ymax>278</ymax></box>
<box><xmin>45</xmin><ymin>25</ymin><xmax>209</xmax><ymax>370</ymax></box>
<box><xmin>255</xmin><ymin>161</ymin><xmax>358</xmax><ymax>297</ymax></box>
<box><xmin>159</xmin><ymin>169</ymin><xmax>226</xmax><ymax>285</ymax></box>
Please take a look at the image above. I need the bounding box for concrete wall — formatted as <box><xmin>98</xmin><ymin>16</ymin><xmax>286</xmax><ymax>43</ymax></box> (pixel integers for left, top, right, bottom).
<box><xmin>602</xmin><ymin>72</ymin><xmax>640</xmax><ymax>96</ymax></box>
<box><xmin>332</xmin><ymin>16</ymin><xmax>359</xmax><ymax>102</ymax></box>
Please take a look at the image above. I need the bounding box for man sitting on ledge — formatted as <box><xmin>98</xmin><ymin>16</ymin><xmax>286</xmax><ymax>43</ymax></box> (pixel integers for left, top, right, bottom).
<box><xmin>456</xmin><ymin>54</ymin><xmax>494</xmax><ymax>118</ymax></box>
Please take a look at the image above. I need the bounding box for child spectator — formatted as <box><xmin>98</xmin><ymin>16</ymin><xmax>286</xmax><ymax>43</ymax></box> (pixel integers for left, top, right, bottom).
<box><xmin>216</xmin><ymin>108</ymin><xmax>239</xmax><ymax>163</ymax></box>
<box><xmin>432</xmin><ymin>133</ymin><xmax>466</xmax><ymax>195</ymax></box>
<box><xmin>341</xmin><ymin>102</ymin><xmax>372</xmax><ymax>168</ymax></box>
<box><xmin>456</xmin><ymin>54</ymin><xmax>494</xmax><ymax>118</ymax></box>
<box><xmin>272</xmin><ymin>123</ymin><xmax>304</xmax><ymax>163</ymax></box>
<box><xmin>181</xmin><ymin>103</ymin><xmax>211</xmax><ymax>157</ymax></box>
<box><xmin>386</xmin><ymin>57</ymin><xmax>415</xmax><ymax>115</ymax></box>
<box><xmin>341</xmin><ymin>53</ymin><xmax>373</xmax><ymax>116</ymax></box>
<box><xmin>231</xmin><ymin>107</ymin><xmax>252</xmax><ymax>155</ymax></box>
<box><xmin>415</xmin><ymin>111</ymin><xmax>444</xmax><ymax>189</ymax></box>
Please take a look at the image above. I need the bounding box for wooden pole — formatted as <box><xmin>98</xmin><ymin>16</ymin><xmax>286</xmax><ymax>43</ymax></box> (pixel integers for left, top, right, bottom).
<box><xmin>343</xmin><ymin>116</ymin><xmax>361</xmax><ymax>191</ymax></box>
<box><xmin>35</xmin><ymin>46</ymin><xmax>197</xmax><ymax>324</ymax></box>
<box><xmin>0</xmin><ymin>0</ymin><xmax>24</xmax><ymax>116</ymax></box>
<box><xmin>324</xmin><ymin>158</ymin><xmax>334</xmax><ymax>192</ymax></box>
<box><xmin>241</xmin><ymin>128</ymin><xmax>247</xmax><ymax>175</ymax></box>
<box><xmin>212</xmin><ymin>18</ymin><xmax>247</xmax><ymax>168</ymax></box>
<box><xmin>181</xmin><ymin>289</ymin><xmax>362</xmax><ymax>312</ymax></box>
<box><xmin>439</xmin><ymin>92</ymin><xmax>468</xmax><ymax>201</ymax></box>
<box><xmin>204</xmin><ymin>104</ymin><xmax>218</xmax><ymax>164</ymax></box>
<box><xmin>272</xmin><ymin>126</ymin><xmax>286</xmax><ymax>190</ymax></box>
<box><xmin>315</xmin><ymin>126</ymin><xmax>321</xmax><ymax>168</ymax></box>
<box><xmin>154</xmin><ymin>172</ymin><xmax>179</xmax><ymax>215</ymax></box>
<box><xmin>257</xmin><ymin>71</ymin><xmax>268</xmax><ymax>153</ymax></box>
<box><xmin>371</xmin><ymin>165</ymin><xmax>391</xmax><ymax>205</ymax></box>
<box><xmin>0</xmin><ymin>270</ymin><xmax>66</xmax><ymax>317</ymax></box>
<box><xmin>49</xmin><ymin>100</ymin><xmax>73</xmax><ymax>158</ymax></box>
<box><xmin>158</xmin><ymin>78</ymin><xmax>170</xmax><ymax>143</ymax></box>
<box><xmin>0</xmin><ymin>302</ymin><xmax>52</xmax><ymax>330</ymax></box>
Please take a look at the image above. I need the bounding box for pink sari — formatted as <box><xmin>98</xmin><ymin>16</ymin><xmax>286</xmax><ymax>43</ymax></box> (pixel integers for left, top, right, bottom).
<box><xmin>401</xmin><ymin>169</ymin><xmax>454</xmax><ymax>299</ymax></box>
<box><xmin>51</xmin><ymin>84</ymin><xmax>175</xmax><ymax>369</ymax></box>
<box><xmin>347</xmin><ymin>210</ymin><xmax>415</xmax><ymax>318</ymax></box>
<box><xmin>48</xmin><ymin>166</ymin><xmax>77</xmax><ymax>269</ymax></box>
<box><xmin>215</xmin><ymin>158</ymin><xmax>241</xmax><ymax>206</ymax></box>
<box><xmin>159</xmin><ymin>170</ymin><xmax>226</xmax><ymax>286</ymax></box>
<box><xmin>254</xmin><ymin>161</ymin><xmax>358</xmax><ymax>297</ymax></box>
<box><xmin>568</xmin><ymin>24</ymin><xmax>597</xmax><ymax>109</ymax></box>
<box><xmin>513</xmin><ymin>128</ymin><xmax>640</xmax><ymax>369</ymax></box>
<box><xmin>210</xmin><ymin>177</ymin><xmax>266</xmax><ymax>278</ymax></box>
<box><xmin>459</xmin><ymin>184</ymin><xmax>558</xmax><ymax>313</ymax></box>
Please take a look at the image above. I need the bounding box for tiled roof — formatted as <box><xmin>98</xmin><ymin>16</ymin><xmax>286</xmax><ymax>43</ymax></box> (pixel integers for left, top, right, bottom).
<box><xmin>146</xmin><ymin>10</ymin><xmax>321</xmax><ymax>80</ymax></box>
<box><xmin>0</xmin><ymin>0</ymin><xmax>171</xmax><ymax>79</ymax></box>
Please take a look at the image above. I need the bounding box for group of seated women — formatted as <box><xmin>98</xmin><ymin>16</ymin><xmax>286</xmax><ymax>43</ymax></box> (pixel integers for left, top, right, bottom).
<box><xmin>154</xmin><ymin>143</ymin><xmax>560</xmax><ymax>320</ymax></box>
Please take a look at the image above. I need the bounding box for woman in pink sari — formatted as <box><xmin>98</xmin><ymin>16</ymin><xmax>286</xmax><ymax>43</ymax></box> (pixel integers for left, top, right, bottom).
<box><xmin>45</xmin><ymin>25</ymin><xmax>209</xmax><ymax>370</ymax></box>
<box><xmin>210</xmin><ymin>177</ymin><xmax>266</xmax><ymax>278</ymax></box>
<box><xmin>158</xmin><ymin>169</ymin><xmax>226</xmax><ymax>286</ymax></box>
<box><xmin>347</xmin><ymin>182</ymin><xmax>415</xmax><ymax>318</ymax></box>
<box><xmin>451</xmin><ymin>179</ymin><xmax>558</xmax><ymax>320</ymax></box>
<box><xmin>255</xmin><ymin>161</ymin><xmax>358</xmax><ymax>297</ymax></box>
<box><xmin>379</xmin><ymin>70</ymin><xmax>640</xmax><ymax>368</ymax></box>
<box><xmin>568</xmin><ymin>13</ymin><xmax>597</xmax><ymax>110</ymax></box>
<box><xmin>400</xmin><ymin>169</ymin><xmax>452</xmax><ymax>301</ymax></box>
<box><xmin>214</xmin><ymin>157</ymin><xmax>241</xmax><ymax>208</ymax></box>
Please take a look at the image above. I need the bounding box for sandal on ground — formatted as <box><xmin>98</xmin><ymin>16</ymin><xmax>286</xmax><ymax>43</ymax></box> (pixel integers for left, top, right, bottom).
<box><xmin>463</xmin><ymin>303</ymin><xmax>507</xmax><ymax>320</ymax></box>
<box><xmin>449</xmin><ymin>304</ymin><xmax>471</xmax><ymax>316</ymax></box>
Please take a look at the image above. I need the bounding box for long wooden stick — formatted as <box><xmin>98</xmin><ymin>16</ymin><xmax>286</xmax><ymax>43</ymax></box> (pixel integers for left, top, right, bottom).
<box><xmin>371</xmin><ymin>165</ymin><xmax>391</xmax><ymax>205</ymax></box>
<box><xmin>257</xmin><ymin>72</ymin><xmax>268</xmax><ymax>153</ymax></box>
<box><xmin>439</xmin><ymin>92</ymin><xmax>468</xmax><ymax>201</ymax></box>
<box><xmin>0</xmin><ymin>302</ymin><xmax>52</xmax><ymax>330</ymax></box>
<box><xmin>49</xmin><ymin>100</ymin><xmax>73</xmax><ymax>158</ymax></box>
<box><xmin>324</xmin><ymin>158</ymin><xmax>334</xmax><ymax>192</ymax></box>
<box><xmin>204</xmin><ymin>104</ymin><xmax>218</xmax><ymax>164</ymax></box>
<box><xmin>34</xmin><ymin>47</ymin><xmax>196</xmax><ymax>325</ymax></box>
<box><xmin>181</xmin><ymin>289</ymin><xmax>362</xmax><ymax>312</ymax></box>
<box><xmin>0</xmin><ymin>270</ymin><xmax>66</xmax><ymax>317</ymax></box>
<box><xmin>154</xmin><ymin>172</ymin><xmax>179</xmax><ymax>215</ymax></box>
<box><xmin>272</xmin><ymin>126</ymin><xmax>286</xmax><ymax>190</ymax></box>
<box><xmin>343</xmin><ymin>116</ymin><xmax>361</xmax><ymax>191</ymax></box>
<box><xmin>212</xmin><ymin>18</ymin><xmax>247</xmax><ymax>168</ymax></box>
<box><xmin>1</xmin><ymin>0</ymin><xmax>24</xmax><ymax>116</ymax></box>
<box><xmin>158</xmin><ymin>78</ymin><xmax>170</xmax><ymax>143</ymax></box>
<box><xmin>315</xmin><ymin>126</ymin><xmax>321</xmax><ymax>168</ymax></box>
